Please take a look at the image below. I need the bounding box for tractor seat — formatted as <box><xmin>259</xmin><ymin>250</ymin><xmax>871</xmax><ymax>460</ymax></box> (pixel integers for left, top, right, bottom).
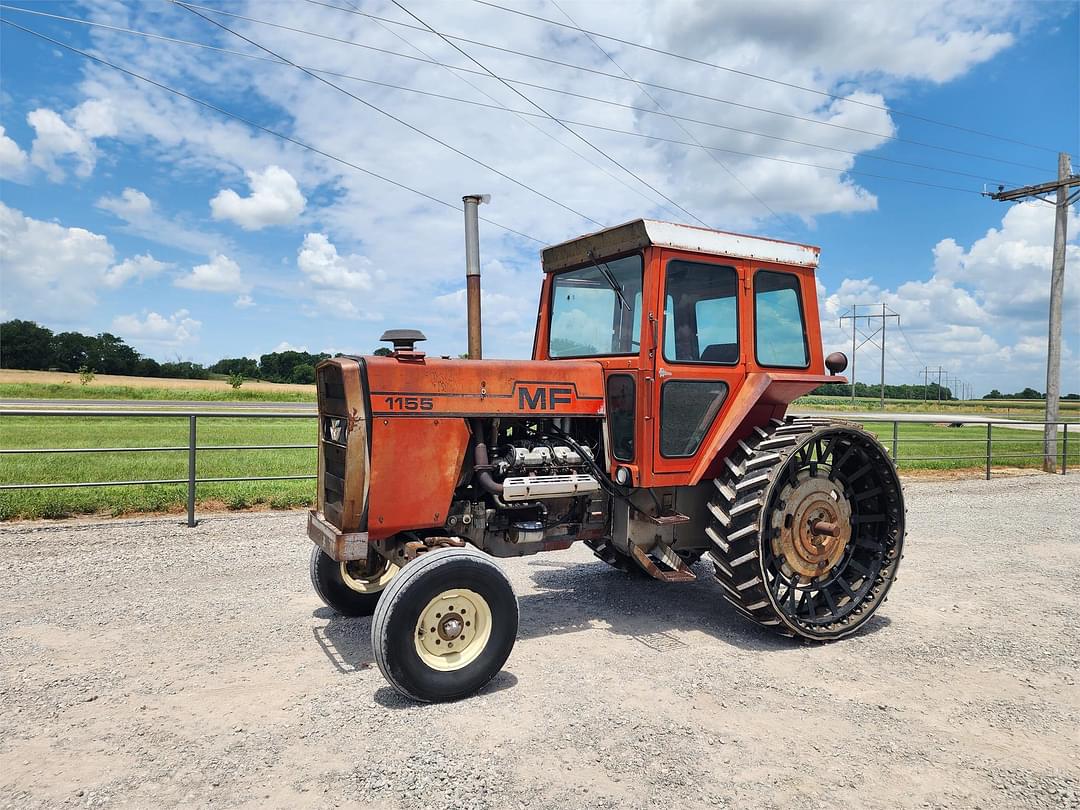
<box><xmin>700</xmin><ymin>343</ymin><xmax>739</xmax><ymax>363</ymax></box>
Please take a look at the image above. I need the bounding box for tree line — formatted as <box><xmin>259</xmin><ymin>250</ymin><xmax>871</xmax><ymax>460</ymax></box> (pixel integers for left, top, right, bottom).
<box><xmin>0</xmin><ymin>319</ymin><xmax>348</xmax><ymax>384</ymax></box>
<box><xmin>809</xmin><ymin>381</ymin><xmax>956</xmax><ymax>400</ymax></box>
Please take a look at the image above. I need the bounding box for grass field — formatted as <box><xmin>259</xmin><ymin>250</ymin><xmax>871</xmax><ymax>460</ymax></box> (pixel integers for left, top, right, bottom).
<box><xmin>0</xmin><ymin>369</ymin><xmax>315</xmax><ymax>401</ymax></box>
<box><xmin>795</xmin><ymin>393</ymin><xmax>1080</xmax><ymax>420</ymax></box>
<box><xmin>0</xmin><ymin>415</ymin><xmax>316</xmax><ymax>520</ymax></box>
<box><xmin>1</xmin><ymin>413</ymin><xmax>1076</xmax><ymax>521</ymax></box>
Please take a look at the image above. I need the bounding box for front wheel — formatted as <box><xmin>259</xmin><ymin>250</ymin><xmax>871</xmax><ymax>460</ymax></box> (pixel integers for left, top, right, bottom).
<box><xmin>310</xmin><ymin>546</ymin><xmax>399</xmax><ymax>617</ymax></box>
<box><xmin>372</xmin><ymin>547</ymin><xmax>518</xmax><ymax>702</ymax></box>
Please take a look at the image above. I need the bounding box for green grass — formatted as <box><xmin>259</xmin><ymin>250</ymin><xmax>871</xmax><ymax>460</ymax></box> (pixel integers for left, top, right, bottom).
<box><xmin>0</xmin><ymin>382</ymin><xmax>316</xmax><ymax>402</ymax></box>
<box><xmin>795</xmin><ymin>394</ymin><xmax>1080</xmax><ymax>420</ymax></box>
<box><xmin>0</xmin><ymin>415</ymin><xmax>317</xmax><ymax>520</ymax></box>
<box><xmin>2</xmin><ymin>413</ymin><xmax>1077</xmax><ymax>521</ymax></box>
<box><xmin>861</xmin><ymin>421</ymin><xmax>1078</xmax><ymax>471</ymax></box>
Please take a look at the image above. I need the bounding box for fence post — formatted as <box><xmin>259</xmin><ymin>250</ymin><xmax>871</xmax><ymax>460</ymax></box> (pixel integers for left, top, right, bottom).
<box><xmin>1063</xmin><ymin>423</ymin><xmax>1069</xmax><ymax>476</ymax></box>
<box><xmin>985</xmin><ymin>423</ymin><xmax>992</xmax><ymax>481</ymax></box>
<box><xmin>891</xmin><ymin>421</ymin><xmax>899</xmax><ymax>462</ymax></box>
<box><xmin>187</xmin><ymin>415</ymin><xmax>197</xmax><ymax>527</ymax></box>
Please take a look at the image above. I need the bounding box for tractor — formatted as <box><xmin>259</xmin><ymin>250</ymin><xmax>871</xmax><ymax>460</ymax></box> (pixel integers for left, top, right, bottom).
<box><xmin>306</xmin><ymin>219</ymin><xmax>905</xmax><ymax>702</ymax></box>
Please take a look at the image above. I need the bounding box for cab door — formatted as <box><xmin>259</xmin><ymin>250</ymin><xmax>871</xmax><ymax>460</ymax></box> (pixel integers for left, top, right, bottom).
<box><xmin>646</xmin><ymin>249</ymin><xmax>748</xmax><ymax>484</ymax></box>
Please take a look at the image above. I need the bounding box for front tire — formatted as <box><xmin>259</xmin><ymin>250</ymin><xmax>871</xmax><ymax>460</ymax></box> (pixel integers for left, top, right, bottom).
<box><xmin>372</xmin><ymin>547</ymin><xmax>518</xmax><ymax>702</ymax></box>
<box><xmin>310</xmin><ymin>546</ymin><xmax>399</xmax><ymax>617</ymax></box>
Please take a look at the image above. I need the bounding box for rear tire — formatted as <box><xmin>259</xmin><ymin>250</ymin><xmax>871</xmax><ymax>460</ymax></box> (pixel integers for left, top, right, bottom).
<box><xmin>310</xmin><ymin>546</ymin><xmax>398</xmax><ymax>617</ymax></box>
<box><xmin>708</xmin><ymin>417</ymin><xmax>905</xmax><ymax>640</ymax></box>
<box><xmin>372</xmin><ymin>547</ymin><xmax>518</xmax><ymax>702</ymax></box>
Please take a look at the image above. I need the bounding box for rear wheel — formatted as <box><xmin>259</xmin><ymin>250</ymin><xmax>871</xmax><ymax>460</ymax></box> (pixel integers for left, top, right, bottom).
<box><xmin>372</xmin><ymin>547</ymin><xmax>518</xmax><ymax>702</ymax></box>
<box><xmin>309</xmin><ymin>546</ymin><xmax>399</xmax><ymax>617</ymax></box>
<box><xmin>708</xmin><ymin>417</ymin><xmax>905</xmax><ymax>640</ymax></box>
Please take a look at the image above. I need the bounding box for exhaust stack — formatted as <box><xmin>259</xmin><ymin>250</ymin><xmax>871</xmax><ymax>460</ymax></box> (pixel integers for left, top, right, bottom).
<box><xmin>463</xmin><ymin>194</ymin><xmax>489</xmax><ymax>360</ymax></box>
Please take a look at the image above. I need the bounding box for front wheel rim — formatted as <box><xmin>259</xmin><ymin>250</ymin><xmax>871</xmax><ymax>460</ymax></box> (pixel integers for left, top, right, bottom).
<box><xmin>340</xmin><ymin>558</ymin><xmax>399</xmax><ymax>594</ymax></box>
<box><xmin>414</xmin><ymin>589</ymin><xmax>492</xmax><ymax>672</ymax></box>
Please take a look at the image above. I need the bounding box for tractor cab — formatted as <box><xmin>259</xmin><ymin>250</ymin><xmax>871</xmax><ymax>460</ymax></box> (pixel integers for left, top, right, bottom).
<box><xmin>533</xmin><ymin>219</ymin><xmax>840</xmax><ymax>488</ymax></box>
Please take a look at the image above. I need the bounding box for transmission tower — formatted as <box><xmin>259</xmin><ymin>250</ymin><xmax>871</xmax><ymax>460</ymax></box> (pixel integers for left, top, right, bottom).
<box><xmin>839</xmin><ymin>304</ymin><xmax>901</xmax><ymax>409</ymax></box>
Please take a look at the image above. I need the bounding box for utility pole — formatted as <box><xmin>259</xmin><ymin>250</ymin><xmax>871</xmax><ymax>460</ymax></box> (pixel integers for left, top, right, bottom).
<box><xmin>840</xmin><ymin>304</ymin><xmax>900</xmax><ymax>409</ymax></box>
<box><xmin>937</xmin><ymin>367</ymin><xmax>945</xmax><ymax>406</ymax></box>
<box><xmin>986</xmin><ymin>153</ymin><xmax>1078</xmax><ymax>472</ymax></box>
<box><xmin>922</xmin><ymin>367</ymin><xmax>930</xmax><ymax>403</ymax></box>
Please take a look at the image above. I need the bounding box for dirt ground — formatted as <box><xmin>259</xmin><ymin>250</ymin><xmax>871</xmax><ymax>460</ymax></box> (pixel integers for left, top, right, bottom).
<box><xmin>1</xmin><ymin>475</ymin><xmax>1077</xmax><ymax>810</ymax></box>
<box><xmin>0</xmin><ymin>369</ymin><xmax>313</xmax><ymax>394</ymax></box>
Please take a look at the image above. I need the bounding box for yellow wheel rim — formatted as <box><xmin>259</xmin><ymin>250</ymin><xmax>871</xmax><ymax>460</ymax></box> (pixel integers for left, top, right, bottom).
<box><xmin>340</xmin><ymin>558</ymin><xmax>399</xmax><ymax>595</ymax></box>
<box><xmin>414</xmin><ymin>589</ymin><xmax>492</xmax><ymax>672</ymax></box>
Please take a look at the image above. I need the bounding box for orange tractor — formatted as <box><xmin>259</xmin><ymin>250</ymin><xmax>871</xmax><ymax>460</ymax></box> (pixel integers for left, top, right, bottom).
<box><xmin>307</xmin><ymin>219</ymin><xmax>905</xmax><ymax>702</ymax></box>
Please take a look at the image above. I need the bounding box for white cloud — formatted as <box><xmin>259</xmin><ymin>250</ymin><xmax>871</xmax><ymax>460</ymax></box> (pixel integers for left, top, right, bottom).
<box><xmin>0</xmin><ymin>126</ymin><xmax>29</xmax><ymax>182</ymax></box>
<box><xmin>0</xmin><ymin>202</ymin><xmax>111</xmax><ymax>320</ymax></box>
<box><xmin>97</xmin><ymin>187</ymin><xmax>153</xmax><ymax>220</ymax></box>
<box><xmin>272</xmin><ymin>340</ymin><xmax>308</xmax><ymax>353</ymax></box>
<box><xmin>102</xmin><ymin>254</ymin><xmax>170</xmax><ymax>288</ymax></box>
<box><xmin>0</xmin><ymin>203</ymin><xmax>180</xmax><ymax>322</ymax></box>
<box><xmin>819</xmin><ymin>202</ymin><xmax>1079</xmax><ymax>394</ymax></box>
<box><xmin>112</xmin><ymin>309</ymin><xmax>201</xmax><ymax>347</ymax></box>
<box><xmin>96</xmin><ymin>187</ymin><xmax>226</xmax><ymax>256</ymax></box>
<box><xmin>297</xmin><ymin>233</ymin><xmax>373</xmax><ymax>291</ymax></box>
<box><xmin>175</xmin><ymin>253</ymin><xmax>247</xmax><ymax>293</ymax></box>
<box><xmin>233</xmin><ymin>294</ymin><xmax>255</xmax><ymax>309</ymax></box>
<box><xmin>210</xmin><ymin>165</ymin><xmax>306</xmax><ymax>230</ymax></box>
<box><xmin>26</xmin><ymin>100</ymin><xmax>117</xmax><ymax>181</ymax></box>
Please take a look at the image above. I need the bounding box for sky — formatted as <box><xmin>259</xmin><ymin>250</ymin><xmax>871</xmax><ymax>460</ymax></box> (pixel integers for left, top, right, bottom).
<box><xmin>0</xmin><ymin>0</ymin><xmax>1077</xmax><ymax>396</ymax></box>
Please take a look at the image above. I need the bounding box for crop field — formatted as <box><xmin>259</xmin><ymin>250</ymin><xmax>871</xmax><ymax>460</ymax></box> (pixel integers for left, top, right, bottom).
<box><xmin>0</xmin><ymin>369</ymin><xmax>315</xmax><ymax>401</ymax></box>
<box><xmin>1</xmin><ymin>413</ymin><xmax>1076</xmax><ymax>521</ymax></box>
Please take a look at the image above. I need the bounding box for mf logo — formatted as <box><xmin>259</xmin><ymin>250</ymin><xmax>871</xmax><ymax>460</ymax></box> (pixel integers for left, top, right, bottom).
<box><xmin>517</xmin><ymin>385</ymin><xmax>574</xmax><ymax>410</ymax></box>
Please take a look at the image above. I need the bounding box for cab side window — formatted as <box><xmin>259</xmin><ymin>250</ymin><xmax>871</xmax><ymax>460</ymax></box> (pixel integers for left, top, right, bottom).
<box><xmin>754</xmin><ymin>271</ymin><xmax>809</xmax><ymax>368</ymax></box>
<box><xmin>662</xmin><ymin>261</ymin><xmax>739</xmax><ymax>364</ymax></box>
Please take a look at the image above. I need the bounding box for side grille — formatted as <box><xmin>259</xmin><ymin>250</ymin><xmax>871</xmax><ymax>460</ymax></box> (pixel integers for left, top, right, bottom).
<box><xmin>315</xmin><ymin>359</ymin><xmax>368</xmax><ymax>531</ymax></box>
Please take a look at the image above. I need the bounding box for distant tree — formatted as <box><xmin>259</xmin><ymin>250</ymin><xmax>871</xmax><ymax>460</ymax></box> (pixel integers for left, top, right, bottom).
<box><xmin>228</xmin><ymin>372</ymin><xmax>245</xmax><ymax>389</ymax></box>
<box><xmin>259</xmin><ymin>351</ymin><xmax>329</xmax><ymax>383</ymax></box>
<box><xmin>984</xmin><ymin>389</ymin><xmax>1003</xmax><ymax>399</ymax></box>
<box><xmin>1064</xmin><ymin>393</ymin><xmax>1080</xmax><ymax>400</ymax></box>
<box><xmin>290</xmin><ymin>363</ymin><xmax>315</xmax><ymax>384</ymax></box>
<box><xmin>78</xmin><ymin>365</ymin><xmax>96</xmax><ymax>385</ymax></box>
<box><xmin>51</xmin><ymin>331</ymin><xmax>95</xmax><ymax>372</ymax></box>
<box><xmin>159</xmin><ymin>361</ymin><xmax>210</xmax><ymax>380</ymax></box>
<box><xmin>0</xmin><ymin>320</ymin><xmax>54</xmax><ymax>369</ymax></box>
<box><xmin>210</xmin><ymin>357</ymin><xmax>259</xmax><ymax>378</ymax></box>
<box><xmin>133</xmin><ymin>357</ymin><xmax>162</xmax><ymax>377</ymax></box>
<box><xmin>373</xmin><ymin>347</ymin><xmax>393</xmax><ymax>357</ymax></box>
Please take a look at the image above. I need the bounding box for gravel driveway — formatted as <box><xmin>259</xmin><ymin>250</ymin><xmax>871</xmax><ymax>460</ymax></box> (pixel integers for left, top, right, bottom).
<box><xmin>1</xmin><ymin>475</ymin><xmax>1077</xmax><ymax>810</ymax></box>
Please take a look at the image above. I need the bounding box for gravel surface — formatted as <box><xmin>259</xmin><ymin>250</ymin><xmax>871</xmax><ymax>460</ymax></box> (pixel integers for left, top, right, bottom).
<box><xmin>1</xmin><ymin>475</ymin><xmax>1078</xmax><ymax>809</ymax></box>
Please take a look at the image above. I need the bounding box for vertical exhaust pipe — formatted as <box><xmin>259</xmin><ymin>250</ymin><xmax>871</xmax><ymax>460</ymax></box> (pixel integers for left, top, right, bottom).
<box><xmin>463</xmin><ymin>193</ymin><xmax>489</xmax><ymax>360</ymax></box>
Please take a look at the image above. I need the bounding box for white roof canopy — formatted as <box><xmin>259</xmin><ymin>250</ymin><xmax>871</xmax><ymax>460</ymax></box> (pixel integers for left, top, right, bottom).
<box><xmin>541</xmin><ymin>219</ymin><xmax>820</xmax><ymax>271</ymax></box>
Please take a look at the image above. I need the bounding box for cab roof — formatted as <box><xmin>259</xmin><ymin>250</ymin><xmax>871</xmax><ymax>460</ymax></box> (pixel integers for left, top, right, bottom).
<box><xmin>541</xmin><ymin>219</ymin><xmax>820</xmax><ymax>272</ymax></box>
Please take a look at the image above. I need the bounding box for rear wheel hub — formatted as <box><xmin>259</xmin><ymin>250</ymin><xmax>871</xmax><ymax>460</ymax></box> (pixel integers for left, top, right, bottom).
<box><xmin>772</xmin><ymin>473</ymin><xmax>852</xmax><ymax>579</ymax></box>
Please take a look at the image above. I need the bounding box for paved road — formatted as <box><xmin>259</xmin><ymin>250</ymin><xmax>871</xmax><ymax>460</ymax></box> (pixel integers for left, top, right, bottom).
<box><xmin>1</xmin><ymin>475</ymin><xmax>1077</xmax><ymax>809</ymax></box>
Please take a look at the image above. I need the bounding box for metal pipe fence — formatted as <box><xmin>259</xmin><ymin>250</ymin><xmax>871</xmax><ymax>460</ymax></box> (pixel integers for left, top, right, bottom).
<box><xmin>0</xmin><ymin>410</ymin><xmax>1073</xmax><ymax>526</ymax></box>
<box><xmin>0</xmin><ymin>409</ymin><xmax>316</xmax><ymax>526</ymax></box>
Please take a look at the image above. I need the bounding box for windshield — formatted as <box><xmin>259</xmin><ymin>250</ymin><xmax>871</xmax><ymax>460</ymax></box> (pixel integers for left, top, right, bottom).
<box><xmin>549</xmin><ymin>255</ymin><xmax>643</xmax><ymax>357</ymax></box>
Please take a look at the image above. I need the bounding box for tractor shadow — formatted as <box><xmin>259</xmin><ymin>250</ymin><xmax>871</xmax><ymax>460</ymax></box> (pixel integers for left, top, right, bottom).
<box><xmin>312</xmin><ymin>557</ymin><xmax>890</xmax><ymax>679</ymax></box>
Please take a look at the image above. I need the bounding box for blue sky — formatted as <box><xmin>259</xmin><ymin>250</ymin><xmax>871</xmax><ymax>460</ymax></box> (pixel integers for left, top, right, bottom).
<box><xmin>1</xmin><ymin>0</ymin><xmax>1077</xmax><ymax>395</ymax></box>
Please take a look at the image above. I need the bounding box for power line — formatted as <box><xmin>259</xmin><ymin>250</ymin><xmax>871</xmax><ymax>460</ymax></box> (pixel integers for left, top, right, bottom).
<box><xmin>168</xmin><ymin>1</ymin><xmax>1054</xmax><ymax>174</ymax></box>
<box><xmin>547</xmin><ymin>0</ymin><xmax>778</xmax><ymax>220</ymax></box>
<box><xmin>384</xmin><ymin>0</ymin><xmax>711</xmax><ymax>228</ymax></box>
<box><xmin>0</xmin><ymin>4</ymin><xmax>1027</xmax><ymax>188</ymax></box>
<box><xmin>471</xmin><ymin>0</ymin><xmax>1069</xmax><ymax>157</ymax></box>
<box><xmin>342</xmin><ymin>0</ymin><xmax>685</xmax><ymax>221</ymax></box>
<box><xmin>0</xmin><ymin>18</ymin><xmax>545</xmax><ymax>246</ymax></box>
<box><xmin>174</xmin><ymin>1</ymin><xmax>606</xmax><ymax>230</ymax></box>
